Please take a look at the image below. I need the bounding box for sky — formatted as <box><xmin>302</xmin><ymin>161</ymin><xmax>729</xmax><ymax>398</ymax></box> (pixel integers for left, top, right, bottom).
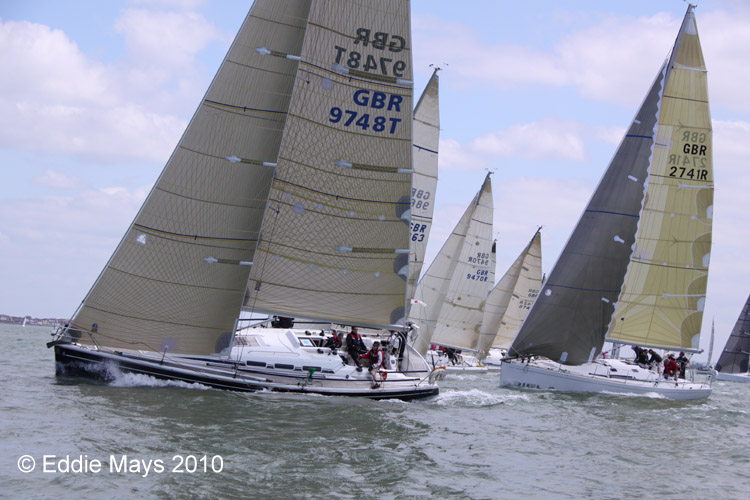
<box><xmin>1</xmin><ymin>0</ymin><xmax>748</xmax><ymax>363</ymax></box>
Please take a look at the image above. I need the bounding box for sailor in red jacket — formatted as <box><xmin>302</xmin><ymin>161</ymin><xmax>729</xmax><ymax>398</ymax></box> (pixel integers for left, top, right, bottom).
<box><xmin>663</xmin><ymin>354</ymin><xmax>679</xmax><ymax>380</ymax></box>
<box><xmin>361</xmin><ymin>341</ymin><xmax>384</xmax><ymax>388</ymax></box>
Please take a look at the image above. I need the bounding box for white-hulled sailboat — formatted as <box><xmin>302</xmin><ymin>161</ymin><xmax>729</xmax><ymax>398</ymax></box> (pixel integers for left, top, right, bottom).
<box><xmin>476</xmin><ymin>228</ymin><xmax>542</xmax><ymax>370</ymax></box>
<box><xmin>714</xmin><ymin>294</ymin><xmax>750</xmax><ymax>382</ymax></box>
<box><xmin>48</xmin><ymin>0</ymin><xmax>443</xmax><ymax>400</ymax></box>
<box><xmin>500</xmin><ymin>5</ymin><xmax>714</xmax><ymax>400</ymax></box>
<box><xmin>409</xmin><ymin>174</ymin><xmax>495</xmax><ymax>373</ymax></box>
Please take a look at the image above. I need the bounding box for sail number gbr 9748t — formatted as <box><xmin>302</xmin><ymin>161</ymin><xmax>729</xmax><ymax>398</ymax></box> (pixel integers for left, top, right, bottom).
<box><xmin>668</xmin><ymin>130</ymin><xmax>709</xmax><ymax>180</ymax></box>
<box><xmin>328</xmin><ymin>27</ymin><xmax>407</xmax><ymax>135</ymax></box>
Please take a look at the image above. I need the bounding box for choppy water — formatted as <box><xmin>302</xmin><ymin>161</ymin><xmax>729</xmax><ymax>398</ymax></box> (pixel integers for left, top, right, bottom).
<box><xmin>2</xmin><ymin>325</ymin><xmax>748</xmax><ymax>499</ymax></box>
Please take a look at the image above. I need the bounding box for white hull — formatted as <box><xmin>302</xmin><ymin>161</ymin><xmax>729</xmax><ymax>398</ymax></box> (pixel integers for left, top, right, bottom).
<box><xmin>52</xmin><ymin>327</ymin><xmax>442</xmax><ymax>400</ymax></box>
<box><xmin>715</xmin><ymin>371</ymin><xmax>750</xmax><ymax>383</ymax></box>
<box><xmin>426</xmin><ymin>351</ymin><xmax>489</xmax><ymax>373</ymax></box>
<box><xmin>499</xmin><ymin>358</ymin><xmax>712</xmax><ymax>401</ymax></box>
<box><xmin>480</xmin><ymin>348</ymin><xmax>506</xmax><ymax>371</ymax></box>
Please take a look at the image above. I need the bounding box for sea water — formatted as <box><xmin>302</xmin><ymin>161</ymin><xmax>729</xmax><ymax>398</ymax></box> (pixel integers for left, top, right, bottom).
<box><xmin>1</xmin><ymin>325</ymin><xmax>748</xmax><ymax>499</ymax></box>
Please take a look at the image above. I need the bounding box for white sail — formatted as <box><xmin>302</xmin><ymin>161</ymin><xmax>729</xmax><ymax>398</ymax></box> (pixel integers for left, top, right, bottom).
<box><xmin>410</xmin><ymin>174</ymin><xmax>494</xmax><ymax>354</ymax></box>
<box><xmin>68</xmin><ymin>1</ymin><xmax>311</xmax><ymax>355</ymax></box>
<box><xmin>407</xmin><ymin>69</ymin><xmax>440</xmax><ymax>302</ymax></box>
<box><xmin>245</xmin><ymin>0</ymin><xmax>414</xmax><ymax>328</ymax></box>
<box><xmin>607</xmin><ymin>7</ymin><xmax>712</xmax><ymax>352</ymax></box>
<box><xmin>476</xmin><ymin>228</ymin><xmax>541</xmax><ymax>356</ymax></box>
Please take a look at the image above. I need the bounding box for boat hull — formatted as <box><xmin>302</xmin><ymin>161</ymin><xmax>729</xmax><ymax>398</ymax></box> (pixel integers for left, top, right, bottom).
<box><xmin>53</xmin><ymin>343</ymin><xmax>440</xmax><ymax>401</ymax></box>
<box><xmin>715</xmin><ymin>371</ymin><xmax>750</xmax><ymax>383</ymax></box>
<box><xmin>499</xmin><ymin>359</ymin><xmax>712</xmax><ymax>401</ymax></box>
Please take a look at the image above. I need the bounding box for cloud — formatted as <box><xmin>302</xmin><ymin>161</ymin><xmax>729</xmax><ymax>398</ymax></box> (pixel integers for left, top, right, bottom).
<box><xmin>437</xmin><ymin>118</ymin><xmax>587</xmax><ymax>171</ymax></box>
<box><xmin>414</xmin><ymin>7</ymin><xmax>750</xmax><ymax>111</ymax></box>
<box><xmin>32</xmin><ymin>170</ymin><xmax>83</xmax><ymax>190</ymax></box>
<box><xmin>0</xmin><ymin>13</ymin><xmax>224</xmax><ymax>164</ymax></box>
<box><xmin>115</xmin><ymin>9</ymin><xmax>224</xmax><ymax>69</ymax></box>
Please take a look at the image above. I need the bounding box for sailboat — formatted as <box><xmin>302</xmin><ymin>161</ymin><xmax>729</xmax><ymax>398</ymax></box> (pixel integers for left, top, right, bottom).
<box><xmin>476</xmin><ymin>228</ymin><xmax>542</xmax><ymax>370</ymax></box>
<box><xmin>409</xmin><ymin>174</ymin><xmax>495</xmax><ymax>373</ymax></box>
<box><xmin>499</xmin><ymin>5</ymin><xmax>714</xmax><ymax>400</ymax></box>
<box><xmin>48</xmin><ymin>0</ymin><xmax>443</xmax><ymax>400</ymax></box>
<box><xmin>714</xmin><ymin>294</ymin><xmax>750</xmax><ymax>382</ymax></box>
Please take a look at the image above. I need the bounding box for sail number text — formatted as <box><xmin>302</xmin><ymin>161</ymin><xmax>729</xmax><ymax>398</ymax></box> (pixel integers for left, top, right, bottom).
<box><xmin>467</xmin><ymin>269</ymin><xmax>490</xmax><ymax>282</ymax></box>
<box><xmin>468</xmin><ymin>252</ymin><xmax>490</xmax><ymax>266</ymax></box>
<box><xmin>668</xmin><ymin>130</ymin><xmax>709</xmax><ymax>180</ymax></box>
<box><xmin>334</xmin><ymin>28</ymin><xmax>407</xmax><ymax>78</ymax></box>
<box><xmin>411</xmin><ymin>222</ymin><xmax>428</xmax><ymax>242</ymax></box>
<box><xmin>412</xmin><ymin>188</ymin><xmax>430</xmax><ymax>210</ymax></box>
<box><xmin>329</xmin><ymin>90</ymin><xmax>403</xmax><ymax>134</ymax></box>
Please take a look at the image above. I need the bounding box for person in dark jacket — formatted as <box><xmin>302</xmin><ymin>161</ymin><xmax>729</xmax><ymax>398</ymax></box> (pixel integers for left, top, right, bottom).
<box><xmin>647</xmin><ymin>349</ymin><xmax>663</xmax><ymax>372</ymax></box>
<box><xmin>346</xmin><ymin>327</ymin><xmax>366</xmax><ymax>369</ymax></box>
<box><xmin>676</xmin><ymin>352</ymin><xmax>690</xmax><ymax>379</ymax></box>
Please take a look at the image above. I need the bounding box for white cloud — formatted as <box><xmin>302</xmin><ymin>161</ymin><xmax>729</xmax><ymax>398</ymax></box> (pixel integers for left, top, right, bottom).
<box><xmin>437</xmin><ymin>118</ymin><xmax>587</xmax><ymax>171</ymax></box>
<box><xmin>0</xmin><ymin>14</ymin><xmax>216</xmax><ymax>163</ymax></box>
<box><xmin>32</xmin><ymin>170</ymin><xmax>83</xmax><ymax>190</ymax></box>
<box><xmin>115</xmin><ymin>9</ymin><xmax>224</xmax><ymax>69</ymax></box>
<box><xmin>414</xmin><ymin>7</ymin><xmax>750</xmax><ymax>111</ymax></box>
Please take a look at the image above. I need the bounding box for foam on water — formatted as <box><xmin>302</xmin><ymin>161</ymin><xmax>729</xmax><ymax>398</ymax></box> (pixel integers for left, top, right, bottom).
<box><xmin>107</xmin><ymin>368</ymin><xmax>211</xmax><ymax>390</ymax></box>
<box><xmin>433</xmin><ymin>388</ymin><xmax>522</xmax><ymax>407</ymax></box>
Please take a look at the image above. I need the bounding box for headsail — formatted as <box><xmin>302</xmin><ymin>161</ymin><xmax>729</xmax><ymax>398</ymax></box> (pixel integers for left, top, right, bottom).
<box><xmin>68</xmin><ymin>1</ymin><xmax>311</xmax><ymax>354</ymax></box>
<box><xmin>407</xmin><ymin>69</ymin><xmax>440</xmax><ymax>302</ymax></box>
<box><xmin>476</xmin><ymin>228</ymin><xmax>541</xmax><ymax>356</ymax></box>
<box><xmin>607</xmin><ymin>6</ymin><xmax>712</xmax><ymax>352</ymax></box>
<box><xmin>245</xmin><ymin>0</ymin><xmax>414</xmax><ymax>328</ymax></box>
<box><xmin>410</xmin><ymin>174</ymin><xmax>494</xmax><ymax>355</ymax></box>
<box><xmin>715</xmin><ymin>294</ymin><xmax>750</xmax><ymax>374</ymax></box>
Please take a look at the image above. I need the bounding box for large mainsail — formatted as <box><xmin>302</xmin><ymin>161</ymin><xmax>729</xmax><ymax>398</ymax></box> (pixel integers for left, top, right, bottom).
<box><xmin>508</xmin><ymin>5</ymin><xmax>709</xmax><ymax>365</ymax></box>
<box><xmin>607</xmin><ymin>7</ymin><xmax>712</xmax><ymax>352</ymax></box>
<box><xmin>476</xmin><ymin>228</ymin><xmax>541</xmax><ymax>357</ymax></box>
<box><xmin>715</xmin><ymin>294</ymin><xmax>750</xmax><ymax>374</ymax></box>
<box><xmin>410</xmin><ymin>174</ymin><xmax>494</xmax><ymax>355</ymax></box>
<box><xmin>69</xmin><ymin>1</ymin><xmax>311</xmax><ymax>354</ymax></box>
<box><xmin>407</xmin><ymin>69</ymin><xmax>440</xmax><ymax>302</ymax></box>
<box><xmin>245</xmin><ymin>0</ymin><xmax>414</xmax><ymax>327</ymax></box>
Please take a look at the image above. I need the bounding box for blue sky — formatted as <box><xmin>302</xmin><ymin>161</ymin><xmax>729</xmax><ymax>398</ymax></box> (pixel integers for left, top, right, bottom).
<box><xmin>1</xmin><ymin>0</ymin><xmax>748</xmax><ymax>363</ymax></box>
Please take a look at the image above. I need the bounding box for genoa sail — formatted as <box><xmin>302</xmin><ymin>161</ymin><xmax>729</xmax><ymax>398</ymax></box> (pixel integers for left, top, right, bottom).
<box><xmin>476</xmin><ymin>228</ymin><xmax>541</xmax><ymax>356</ymax></box>
<box><xmin>245</xmin><ymin>0</ymin><xmax>414</xmax><ymax>328</ymax></box>
<box><xmin>407</xmin><ymin>69</ymin><xmax>440</xmax><ymax>303</ymax></box>
<box><xmin>715</xmin><ymin>294</ymin><xmax>750</xmax><ymax>374</ymax></box>
<box><xmin>68</xmin><ymin>1</ymin><xmax>311</xmax><ymax>355</ymax></box>
<box><xmin>607</xmin><ymin>7</ymin><xmax>712</xmax><ymax>352</ymax></box>
<box><xmin>410</xmin><ymin>174</ymin><xmax>494</xmax><ymax>355</ymax></box>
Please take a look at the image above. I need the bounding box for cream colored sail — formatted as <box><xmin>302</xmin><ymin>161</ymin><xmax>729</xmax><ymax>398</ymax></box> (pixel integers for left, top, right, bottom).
<box><xmin>407</xmin><ymin>69</ymin><xmax>440</xmax><ymax>302</ymax></box>
<box><xmin>423</xmin><ymin>175</ymin><xmax>494</xmax><ymax>351</ymax></box>
<box><xmin>69</xmin><ymin>1</ymin><xmax>311</xmax><ymax>355</ymax></box>
<box><xmin>245</xmin><ymin>0</ymin><xmax>414</xmax><ymax>328</ymax></box>
<box><xmin>608</xmin><ymin>8</ymin><xmax>712</xmax><ymax>351</ymax></box>
<box><xmin>476</xmin><ymin>229</ymin><xmax>541</xmax><ymax>356</ymax></box>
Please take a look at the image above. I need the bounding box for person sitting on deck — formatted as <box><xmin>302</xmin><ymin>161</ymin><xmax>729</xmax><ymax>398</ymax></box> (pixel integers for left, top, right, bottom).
<box><xmin>360</xmin><ymin>341</ymin><xmax>384</xmax><ymax>388</ymax></box>
<box><xmin>346</xmin><ymin>327</ymin><xmax>366</xmax><ymax>370</ymax></box>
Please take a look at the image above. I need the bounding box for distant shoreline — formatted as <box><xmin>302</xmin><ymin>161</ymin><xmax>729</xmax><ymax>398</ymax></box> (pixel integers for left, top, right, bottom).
<box><xmin>0</xmin><ymin>315</ymin><xmax>65</xmax><ymax>328</ymax></box>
